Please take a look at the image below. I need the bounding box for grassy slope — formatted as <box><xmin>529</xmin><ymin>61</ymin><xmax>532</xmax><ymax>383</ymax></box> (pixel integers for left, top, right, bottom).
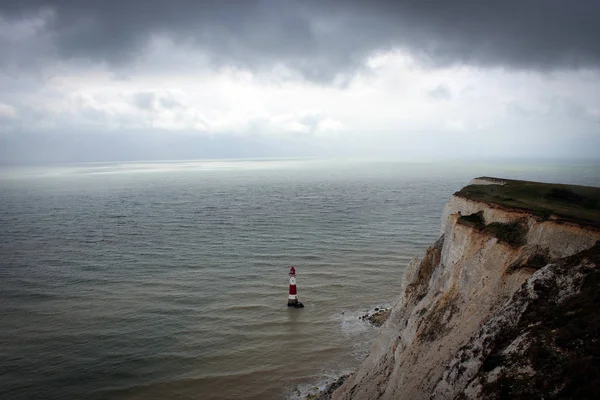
<box><xmin>456</xmin><ymin>177</ymin><xmax>600</xmax><ymax>228</ymax></box>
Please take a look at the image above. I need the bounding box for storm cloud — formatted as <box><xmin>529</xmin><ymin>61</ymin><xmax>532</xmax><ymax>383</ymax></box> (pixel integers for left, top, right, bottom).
<box><xmin>1</xmin><ymin>0</ymin><xmax>600</xmax><ymax>80</ymax></box>
<box><xmin>1</xmin><ymin>1</ymin><xmax>600</xmax><ymax>164</ymax></box>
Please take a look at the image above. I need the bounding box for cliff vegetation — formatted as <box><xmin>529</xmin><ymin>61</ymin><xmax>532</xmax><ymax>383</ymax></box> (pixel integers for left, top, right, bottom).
<box><xmin>456</xmin><ymin>177</ymin><xmax>600</xmax><ymax>227</ymax></box>
<box><xmin>330</xmin><ymin>178</ymin><xmax>600</xmax><ymax>400</ymax></box>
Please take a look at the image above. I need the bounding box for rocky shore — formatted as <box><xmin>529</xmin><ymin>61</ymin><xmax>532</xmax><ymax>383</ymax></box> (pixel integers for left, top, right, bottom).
<box><xmin>305</xmin><ymin>375</ymin><xmax>350</xmax><ymax>400</ymax></box>
<box><xmin>302</xmin><ymin>307</ymin><xmax>391</xmax><ymax>399</ymax></box>
<box><xmin>359</xmin><ymin>307</ymin><xmax>391</xmax><ymax>327</ymax></box>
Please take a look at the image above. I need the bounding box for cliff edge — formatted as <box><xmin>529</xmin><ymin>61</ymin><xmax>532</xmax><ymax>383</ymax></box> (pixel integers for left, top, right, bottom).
<box><xmin>332</xmin><ymin>178</ymin><xmax>600</xmax><ymax>400</ymax></box>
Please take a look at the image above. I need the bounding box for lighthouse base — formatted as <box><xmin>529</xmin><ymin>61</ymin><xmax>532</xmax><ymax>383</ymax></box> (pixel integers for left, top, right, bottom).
<box><xmin>287</xmin><ymin>299</ymin><xmax>304</xmax><ymax>308</ymax></box>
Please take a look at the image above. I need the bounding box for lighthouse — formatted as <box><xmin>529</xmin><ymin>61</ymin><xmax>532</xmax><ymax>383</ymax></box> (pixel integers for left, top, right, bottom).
<box><xmin>287</xmin><ymin>266</ymin><xmax>304</xmax><ymax>308</ymax></box>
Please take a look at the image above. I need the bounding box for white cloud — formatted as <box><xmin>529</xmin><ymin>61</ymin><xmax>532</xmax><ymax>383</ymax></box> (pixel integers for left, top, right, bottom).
<box><xmin>0</xmin><ymin>103</ymin><xmax>17</xmax><ymax>119</ymax></box>
<box><xmin>1</xmin><ymin>46</ymin><xmax>600</xmax><ymax>162</ymax></box>
<box><xmin>586</xmin><ymin>107</ymin><xmax>600</xmax><ymax>123</ymax></box>
<box><xmin>427</xmin><ymin>84</ymin><xmax>452</xmax><ymax>101</ymax></box>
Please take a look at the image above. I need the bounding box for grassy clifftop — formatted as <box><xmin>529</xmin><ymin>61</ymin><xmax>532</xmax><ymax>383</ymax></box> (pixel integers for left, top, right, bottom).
<box><xmin>456</xmin><ymin>177</ymin><xmax>600</xmax><ymax>228</ymax></box>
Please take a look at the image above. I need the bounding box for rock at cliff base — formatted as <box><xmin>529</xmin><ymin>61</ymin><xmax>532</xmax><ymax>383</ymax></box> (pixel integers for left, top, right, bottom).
<box><xmin>368</xmin><ymin>309</ymin><xmax>391</xmax><ymax>327</ymax></box>
<box><xmin>358</xmin><ymin>307</ymin><xmax>391</xmax><ymax>327</ymax></box>
<box><xmin>305</xmin><ymin>375</ymin><xmax>349</xmax><ymax>400</ymax></box>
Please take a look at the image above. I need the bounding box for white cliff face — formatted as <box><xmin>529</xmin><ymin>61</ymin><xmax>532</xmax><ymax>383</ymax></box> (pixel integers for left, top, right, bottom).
<box><xmin>332</xmin><ymin>193</ymin><xmax>600</xmax><ymax>400</ymax></box>
<box><xmin>435</xmin><ymin>243</ymin><xmax>600</xmax><ymax>399</ymax></box>
<box><xmin>441</xmin><ymin>195</ymin><xmax>600</xmax><ymax>258</ymax></box>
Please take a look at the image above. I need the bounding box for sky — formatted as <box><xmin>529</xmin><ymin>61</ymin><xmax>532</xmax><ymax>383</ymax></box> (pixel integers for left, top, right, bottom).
<box><xmin>1</xmin><ymin>0</ymin><xmax>600</xmax><ymax>164</ymax></box>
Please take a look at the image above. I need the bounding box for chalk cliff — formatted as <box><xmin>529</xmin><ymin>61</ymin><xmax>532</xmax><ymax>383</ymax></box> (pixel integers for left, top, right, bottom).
<box><xmin>332</xmin><ymin>178</ymin><xmax>600</xmax><ymax>400</ymax></box>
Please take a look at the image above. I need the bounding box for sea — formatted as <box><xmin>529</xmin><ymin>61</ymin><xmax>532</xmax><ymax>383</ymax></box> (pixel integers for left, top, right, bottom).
<box><xmin>1</xmin><ymin>158</ymin><xmax>599</xmax><ymax>400</ymax></box>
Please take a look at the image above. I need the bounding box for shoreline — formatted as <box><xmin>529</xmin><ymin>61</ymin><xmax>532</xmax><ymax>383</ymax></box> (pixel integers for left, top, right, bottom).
<box><xmin>359</xmin><ymin>307</ymin><xmax>391</xmax><ymax>327</ymax></box>
<box><xmin>300</xmin><ymin>306</ymin><xmax>391</xmax><ymax>399</ymax></box>
<box><xmin>305</xmin><ymin>375</ymin><xmax>350</xmax><ymax>400</ymax></box>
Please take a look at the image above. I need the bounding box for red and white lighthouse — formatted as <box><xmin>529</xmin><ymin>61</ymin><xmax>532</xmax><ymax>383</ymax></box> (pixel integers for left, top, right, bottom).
<box><xmin>287</xmin><ymin>266</ymin><xmax>304</xmax><ymax>308</ymax></box>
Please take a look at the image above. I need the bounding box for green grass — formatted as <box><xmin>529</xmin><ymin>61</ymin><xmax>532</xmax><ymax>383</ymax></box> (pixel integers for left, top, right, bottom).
<box><xmin>458</xmin><ymin>212</ymin><xmax>527</xmax><ymax>247</ymax></box>
<box><xmin>456</xmin><ymin>177</ymin><xmax>600</xmax><ymax>228</ymax></box>
<box><xmin>485</xmin><ymin>221</ymin><xmax>527</xmax><ymax>247</ymax></box>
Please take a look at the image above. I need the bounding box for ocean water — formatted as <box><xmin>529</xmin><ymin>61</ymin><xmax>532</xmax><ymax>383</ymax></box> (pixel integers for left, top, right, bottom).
<box><xmin>1</xmin><ymin>159</ymin><xmax>599</xmax><ymax>400</ymax></box>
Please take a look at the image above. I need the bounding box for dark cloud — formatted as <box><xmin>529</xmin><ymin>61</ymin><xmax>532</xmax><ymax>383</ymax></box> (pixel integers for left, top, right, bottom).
<box><xmin>1</xmin><ymin>1</ymin><xmax>599</xmax><ymax>80</ymax></box>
